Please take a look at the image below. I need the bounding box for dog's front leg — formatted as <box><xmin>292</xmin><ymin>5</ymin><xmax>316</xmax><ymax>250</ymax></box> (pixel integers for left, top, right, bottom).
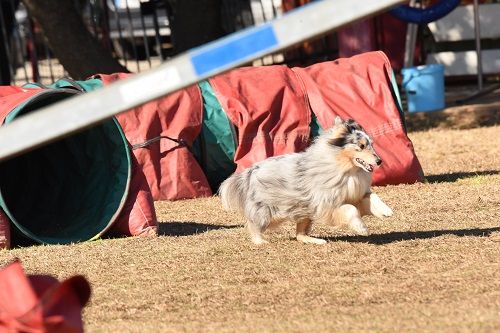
<box><xmin>358</xmin><ymin>193</ymin><xmax>393</xmax><ymax>219</ymax></box>
<box><xmin>296</xmin><ymin>219</ymin><xmax>326</xmax><ymax>245</ymax></box>
<box><xmin>333</xmin><ymin>204</ymin><xmax>369</xmax><ymax>236</ymax></box>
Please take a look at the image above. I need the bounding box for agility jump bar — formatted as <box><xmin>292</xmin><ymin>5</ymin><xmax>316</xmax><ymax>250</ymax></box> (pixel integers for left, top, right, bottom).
<box><xmin>0</xmin><ymin>0</ymin><xmax>405</xmax><ymax>161</ymax></box>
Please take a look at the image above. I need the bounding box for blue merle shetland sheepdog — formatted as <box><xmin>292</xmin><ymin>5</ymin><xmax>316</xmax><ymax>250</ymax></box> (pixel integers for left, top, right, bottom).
<box><xmin>219</xmin><ymin>117</ymin><xmax>393</xmax><ymax>245</ymax></box>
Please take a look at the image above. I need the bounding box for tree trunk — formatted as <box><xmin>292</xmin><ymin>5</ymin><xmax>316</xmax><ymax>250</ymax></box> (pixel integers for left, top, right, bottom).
<box><xmin>21</xmin><ymin>0</ymin><xmax>128</xmax><ymax>79</ymax></box>
<box><xmin>167</xmin><ymin>0</ymin><xmax>225</xmax><ymax>54</ymax></box>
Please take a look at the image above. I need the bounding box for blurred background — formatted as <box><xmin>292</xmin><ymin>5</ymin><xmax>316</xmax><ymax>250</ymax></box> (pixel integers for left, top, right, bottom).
<box><xmin>0</xmin><ymin>0</ymin><xmax>499</xmax><ymax>89</ymax></box>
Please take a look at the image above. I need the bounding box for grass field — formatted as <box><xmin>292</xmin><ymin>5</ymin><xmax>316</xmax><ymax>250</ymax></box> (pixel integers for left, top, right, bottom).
<box><xmin>1</xmin><ymin>125</ymin><xmax>499</xmax><ymax>332</ymax></box>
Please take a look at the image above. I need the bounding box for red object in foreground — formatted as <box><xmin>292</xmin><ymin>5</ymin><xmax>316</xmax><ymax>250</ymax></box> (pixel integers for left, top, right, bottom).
<box><xmin>0</xmin><ymin>261</ymin><xmax>91</xmax><ymax>333</ymax></box>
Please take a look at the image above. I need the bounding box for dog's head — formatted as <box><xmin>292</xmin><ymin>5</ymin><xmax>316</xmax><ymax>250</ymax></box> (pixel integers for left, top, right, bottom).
<box><xmin>326</xmin><ymin>117</ymin><xmax>382</xmax><ymax>173</ymax></box>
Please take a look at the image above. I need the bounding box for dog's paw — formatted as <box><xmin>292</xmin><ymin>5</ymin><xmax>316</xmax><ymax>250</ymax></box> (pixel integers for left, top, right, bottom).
<box><xmin>373</xmin><ymin>205</ymin><xmax>393</xmax><ymax>219</ymax></box>
<box><xmin>349</xmin><ymin>218</ymin><xmax>370</xmax><ymax>236</ymax></box>
<box><xmin>355</xmin><ymin>227</ymin><xmax>370</xmax><ymax>236</ymax></box>
<box><xmin>315</xmin><ymin>238</ymin><xmax>328</xmax><ymax>245</ymax></box>
<box><xmin>382</xmin><ymin>206</ymin><xmax>394</xmax><ymax>217</ymax></box>
<box><xmin>251</xmin><ymin>237</ymin><xmax>269</xmax><ymax>245</ymax></box>
<box><xmin>297</xmin><ymin>235</ymin><xmax>327</xmax><ymax>245</ymax></box>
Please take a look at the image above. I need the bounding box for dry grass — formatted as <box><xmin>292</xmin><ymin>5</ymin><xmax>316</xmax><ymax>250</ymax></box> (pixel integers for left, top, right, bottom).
<box><xmin>1</xmin><ymin>126</ymin><xmax>499</xmax><ymax>332</ymax></box>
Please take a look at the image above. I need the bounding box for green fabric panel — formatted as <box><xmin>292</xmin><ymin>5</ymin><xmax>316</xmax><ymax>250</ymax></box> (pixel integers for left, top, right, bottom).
<box><xmin>46</xmin><ymin>78</ymin><xmax>104</xmax><ymax>92</ymax></box>
<box><xmin>310</xmin><ymin>112</ymin><xmax>323</xmax><ymax>138</ymax></box>
<box><xmin>391</xmin><ymin>70</ymin><xmax>403</xmax><ymax>112</ymax></box>
<box><xmin>390</xmin><ymin>70</ymin><xmax>408</xmax><ymax>132</ymax></box>
<box><xmin>195</xmin><ymin>80</ymin><xmax>237</xmax><ymax>192</ymax></box>
<box><xmin>23</xmin><ymin>78</ymin><xmax>104</xmax><ymax>92</ymax></box>
<box><xmin>22</xmin><ymin>82</ymin><xmax>48</xmax><ymax>89</ymax></box>
<box><xmin>73</xmin><ymin>78</ymin><xmax>104</xmax><ymax>92</ymax></box>
<box><xmin>0</xmin><ymin>90</ymin><xmax>130</xmax><ymax>244</ymax></box>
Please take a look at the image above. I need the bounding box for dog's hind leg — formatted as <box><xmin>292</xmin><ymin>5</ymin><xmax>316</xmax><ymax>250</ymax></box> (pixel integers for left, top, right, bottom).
<box><xmin>358</xmin><ymin>193</ymin><xmax>393</xmax><ymax>219</ymax></box>
<box><xmin>246</xmin><ymin>205</ymin><xmax>272</xmax><ymax>245</ymax></box>
<box><xmin>296</xmin><ymin>219</ymin><xmax>327</xmax><ymax>245</ymax></box>
<box><xmin>333</xmin><ymin>204</ymin><xmax>369</xmax><ymax>236</ymax></box>
<box><xmin>247</xmin><ymin>221</ymin><xmax>268</xmax><ymax>245</ymax></box>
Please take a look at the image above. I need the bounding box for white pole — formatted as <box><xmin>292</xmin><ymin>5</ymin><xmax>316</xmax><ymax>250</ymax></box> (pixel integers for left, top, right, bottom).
<box><xmin>473</xmin><ymin>0</ymin><xmax>483</xmax><ymax>91</ymax></box>
<box><xmin>403</xmin><ymin>0</ymin><xmax>419</xmax><ymax>68</ymax></box>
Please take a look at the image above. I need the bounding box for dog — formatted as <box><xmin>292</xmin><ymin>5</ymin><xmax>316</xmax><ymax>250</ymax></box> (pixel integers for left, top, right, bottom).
<box><xmin>219</xmin><ymin>117</ymin><xmax>393</xmax><ymax>245</ymax></box>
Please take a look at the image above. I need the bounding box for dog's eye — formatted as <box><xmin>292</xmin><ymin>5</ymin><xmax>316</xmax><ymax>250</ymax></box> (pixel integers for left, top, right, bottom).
<box><xmin>359</xmin><ymin>143</ymin><xmax>365</xmax><ymax>150</ymax></box>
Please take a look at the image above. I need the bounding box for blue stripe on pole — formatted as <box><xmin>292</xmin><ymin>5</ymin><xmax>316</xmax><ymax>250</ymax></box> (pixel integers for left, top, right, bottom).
<box><xmin>189</xmin><ymin>24</ymin><xmax>278</xmax><ymax>77</ymax></box>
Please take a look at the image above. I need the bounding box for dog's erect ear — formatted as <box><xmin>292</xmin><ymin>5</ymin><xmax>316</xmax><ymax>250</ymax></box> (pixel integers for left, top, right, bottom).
<box><xmin>345</xmin><ymin>119</ymin><xmax>362</xmax><ymax>133</ymax></box>
<box><xmin>334</xmin><ymin>116</ymin><xmax>343</xmax><ymax>126</ymax></box>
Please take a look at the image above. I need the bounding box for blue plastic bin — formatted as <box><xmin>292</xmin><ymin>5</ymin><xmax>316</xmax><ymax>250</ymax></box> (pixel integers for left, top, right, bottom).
<box><xmin>402</xmin><ymin>64</ymin><xmax>445</xmax><ymax>112</ymax></box>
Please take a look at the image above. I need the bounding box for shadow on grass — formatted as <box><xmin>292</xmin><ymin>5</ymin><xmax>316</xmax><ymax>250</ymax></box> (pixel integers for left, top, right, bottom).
<box><xmin>326</xmin><ymin>227</ymin><xmax>500</xmax><ymax>245</ymax></box>
<box><xmin>158</xmin><ymin>221</ymin><xmax>240</xmax><ymax>236</ymax></box>
<box><xmin>425</xmin><ymin>170</ymin><xmax>500</xmax><ymax>183</ymax></box>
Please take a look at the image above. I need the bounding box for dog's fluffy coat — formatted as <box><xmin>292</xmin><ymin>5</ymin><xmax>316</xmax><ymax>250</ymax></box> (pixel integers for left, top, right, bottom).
<box><xmin>219</xmin><ymin>117</ymin><xmax>393</xmax><ymax>244</ymax></box>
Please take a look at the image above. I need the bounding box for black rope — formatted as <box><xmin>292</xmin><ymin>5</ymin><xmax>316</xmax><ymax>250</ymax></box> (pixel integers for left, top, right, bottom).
<box><xmin>131</xmin><ymin>135</ymin><xmax>190</xmax><ymax>151</ymax></box>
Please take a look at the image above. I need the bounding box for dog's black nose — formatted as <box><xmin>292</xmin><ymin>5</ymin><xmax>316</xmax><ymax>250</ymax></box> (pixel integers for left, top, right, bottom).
<box><xmin>376</xmin><ymin>158</ymin><xmax>382</xmax><ymax>166</ymax></box>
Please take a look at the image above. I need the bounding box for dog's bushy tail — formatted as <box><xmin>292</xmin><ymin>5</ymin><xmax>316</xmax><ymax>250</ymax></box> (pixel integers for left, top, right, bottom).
<box><xmin>218</xmin><ymin>173</ymin><xmax>246</xmax><ymax>213</ymax></box>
